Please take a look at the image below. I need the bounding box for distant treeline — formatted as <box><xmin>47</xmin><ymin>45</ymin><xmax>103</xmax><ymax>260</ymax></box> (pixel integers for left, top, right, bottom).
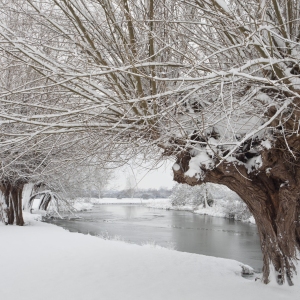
<box><xmin>81</xmin><ymin>188</ymin><xmax>172</xmax><ymax>199</ymax></box>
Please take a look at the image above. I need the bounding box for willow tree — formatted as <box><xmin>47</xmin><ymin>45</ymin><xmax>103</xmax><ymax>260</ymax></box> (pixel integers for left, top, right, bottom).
<box><xmin>0</xmin><ymin>0</ymin><xmax>176</xmax><ymax>225</ymax></box>
<box><xmin>168</xmin><ymin>0</ymin><xmax>300</xmax><ymax>285</ymax></box>
<box><xmin>0</xmin><ymin>0</ymin><xmax>117</xmax><ymax>224</ymax></box>
<box><xmin>1</xmin><ymin>0</ymin><xmax>300</xmax><ymax>285</ymax></box>
<box><xmin>0</xmin><ymin>2</ymin><xmax>112</xmax><ymax>224</ymax></box>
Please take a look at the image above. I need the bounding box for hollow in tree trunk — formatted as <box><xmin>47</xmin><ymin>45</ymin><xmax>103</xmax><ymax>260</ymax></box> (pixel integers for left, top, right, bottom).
<box><xmin>0</xmin><ymin>182</ymin><xmax>25</xmax><ymax>226</ymax></box>
<box><xmin>173</xmin><ymin>147</ymin><xmax>300</xmax><ymax>285</ymax></box>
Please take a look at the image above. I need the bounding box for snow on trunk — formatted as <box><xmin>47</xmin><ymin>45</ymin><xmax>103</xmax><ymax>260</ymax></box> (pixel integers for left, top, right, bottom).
<box><xmin>22</xmin><ymin>182</ymin><xmax>35</xmax><ymax>211</ymax></box>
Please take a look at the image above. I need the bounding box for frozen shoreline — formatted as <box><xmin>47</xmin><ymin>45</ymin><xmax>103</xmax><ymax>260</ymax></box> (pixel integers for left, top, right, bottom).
<box><xmin>1</xmin><ymin>212</ymin><xmax>299</xmax><ymax>300</ymax></box>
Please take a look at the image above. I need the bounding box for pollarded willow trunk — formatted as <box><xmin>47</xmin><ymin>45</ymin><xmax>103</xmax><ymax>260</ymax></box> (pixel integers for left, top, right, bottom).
<box><xmin>0</xmin><ymin>182</ymin><xmax>25</xmax><ymax>226</ymax></box>
<box><xmin>173</xmin><ymin>148</ymin><xmax>300</xmax><ymax>285</ymax></box>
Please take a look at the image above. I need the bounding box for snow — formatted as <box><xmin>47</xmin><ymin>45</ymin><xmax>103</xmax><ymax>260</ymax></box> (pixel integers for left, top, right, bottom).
<box><xmin>73</xmin><ymin>201</ymin><xmax>94</xmax><ymax>211</ymax></box>
<box><xmin>280</xmin><ymin>181</ymin><xmax>289</xmax><ymax>188</ymax></box>
<box><xmin>89</xmin><ymin>198</ymin><xmax>164</xmax><ymax>204</ymax></box>
<box><xmin>261</xmin><ymin>140</ymin><xmax>272</xmax><ymax>149</ymax></box>
<box><xmin>255</xmin><ymin>93</ymin><xmax>273</xmax><ymax>105</ymax></box>
<box><xmin>70</xmin><ymin>198</ymin><xmax>160</xmax><ymax>211</ymax></box>
<box><xmin>194</xmin><ymin>205</ymin><xmax>227</xmax><ymax>218</ymax></box>
<box><xmin>206</xmin><ymin>137</ymin><xmax>218</xmax><ymax>157</ymax></box>
<box><xmin>245</xmin><ymin>155</ymin><xmax>263</xmax><ymax>174</ymax></box>
<box><xmin>215</xmin><ymin>0</ymin><xmax>230</xmax><ymax>13</ymax></box>
<box><xmin>185</xmin><ymin>151</ymin><xmax>213</xmax><ymax>179</ymax></box>
<box><xmin>248</xmin><ymin>216</ymin><xmax>256</xmax><ymax>224</ymax></box>
<box><xmin>147</xmin><ymin>198</ymin><xmax>254</xmax><ymax>223</ymax></box>
<box><xmin>22</xmin><ymin>183</ymin><xmax>34</xmax><ymax>210</ymax></box>
<box><xmin>31</xmin><ymin>197</ymin><xmax>42</xmax><ymax>210</ymax></box>
<box><xmin>83</xmin><ymin>198</ymin><xmax>237</xmax><ymax>218</ymax></box>
<box><xmin>285</xmin><ymin>68</ymin><xmax>300</xmax><ymax>89</ymax></box>
<box><xmin>172</xmin><ymin>163</ymin><xmax>180</xmax><ymax>171</ymax></box>
<box><xmin>0</xmin><ymin>212</ymin><xmax>299</xmax><ymax>300</ymax></box>
<box><xmin>72</xmin><ymin>198</ymin><xmax>170</xmax><ymax>210</ymax></box>
<box><xmin>146</xmin><ymin>198</ymin><xmax>172</xmax><ymax>210</ymax></box>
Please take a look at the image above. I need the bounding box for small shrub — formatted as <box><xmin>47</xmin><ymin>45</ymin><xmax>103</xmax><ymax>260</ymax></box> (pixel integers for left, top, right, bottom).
<box><xmin>171</xmin><ymin>183</ymin><xmax>211</xmax><ymax>208</ymax></box>
<box><xmin>223</xmin><ymin>199</ymin><xmax>252</xmax><ymax>221</ymax></box>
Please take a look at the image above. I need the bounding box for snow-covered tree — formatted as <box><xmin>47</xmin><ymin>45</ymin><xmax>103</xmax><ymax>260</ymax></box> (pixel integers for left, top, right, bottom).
<box><xmin>47</xmin><ymin>163</ymin><xmax>113</xmax><ymax>199</ymax></box>
<box><xmin>1</xmin><ymin>0</ymin><xmax>300</xmax><ymax>284</ymax></box>
<box><xmin>223</xmin><ymin>197</ymin><xmax>252</xmax><ymax>222</ymax></box>
<box><xmin>123</xmin><ymin>175</ymin><xmax>137</xmax><ymax>198</ymax></box>
<box><xmin>171</xmin><ymin>182</ymin><xmax>252</xmax><ymax>220</ymax></box>
<box><xmin>171</xmin><ymin>183</ymin><xmax>212</xmax><ymax>208</ymax></box>
<box><xmin>169</xmin><ymin>1</ymin><xmax>300</xmax><ymax>285</ymax></box>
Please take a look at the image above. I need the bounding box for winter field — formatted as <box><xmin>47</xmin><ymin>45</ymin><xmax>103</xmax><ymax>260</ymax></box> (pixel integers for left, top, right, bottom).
<box><xmin>0</xmin><ymin>194</ymin><xmax>297</xmax><ymax>299</ymax></box>
<box><xmin>1</xmin><ymin>212</ymin><xmax>299</xmax><ymax>300</ymax></box>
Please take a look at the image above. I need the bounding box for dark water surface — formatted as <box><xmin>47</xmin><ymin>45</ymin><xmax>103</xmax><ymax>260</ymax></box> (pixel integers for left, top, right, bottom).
<box><xmin>46</xmin><ymin>204</ymin><xmax>263</xmax><ymax>271</ymax></box>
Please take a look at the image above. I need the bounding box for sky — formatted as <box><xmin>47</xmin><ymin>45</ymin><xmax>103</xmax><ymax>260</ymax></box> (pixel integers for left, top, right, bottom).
<box><xmin>110</xmin><ymin>159</ymin><xmax>175</xmax><ymax>190</ymax></box>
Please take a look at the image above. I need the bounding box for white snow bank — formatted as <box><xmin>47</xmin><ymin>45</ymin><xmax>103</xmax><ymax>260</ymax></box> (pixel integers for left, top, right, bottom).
<box><xmin>89</xmin><ymin>197</ymin><xmax>168</xmax><ymax>204</ymax></box>
<box><xmin>146</xmin><ymin>199</ymin><xmax>254</xmax><ymax>223</ymax></box>
<box><xmin>0</xmin><ymin>212</ymin><xmax>299</xmax><ymax>300</ymax></box>
<box><xmin>194</xmin><ymin>205</ymin><xmax>227</xmax><ymax>218</ymax></box>
<box><xmin>248</xmin><ymin>216</ymin><xmax>256</xmax><ymax>224</ymax></box>
<box><xmin>73</xmin><ymin>202</ymin><xmax>94</xmax><ymax>211</ymax></box>
<box><xmin>146</xmin><ymin>198</ymin><xmax>172</xmax><ymax>210</ymax></box>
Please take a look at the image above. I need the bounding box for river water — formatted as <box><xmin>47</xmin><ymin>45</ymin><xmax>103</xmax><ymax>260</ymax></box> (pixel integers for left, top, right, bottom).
<box><xmin>46</xmin><ymin>204</ymin><xmax>263</xmax><ymax>271</ymax></box>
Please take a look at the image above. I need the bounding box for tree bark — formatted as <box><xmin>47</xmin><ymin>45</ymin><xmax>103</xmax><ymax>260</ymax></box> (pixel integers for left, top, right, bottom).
<box><xmin>0</xmin><ymin>182</ymin><xmax>25</xmax><ymax>226</ymax></box>
<box><xmin>173</xmin><ymin>148</ymin><xmax>300</xmax><ymax>285</ymax></box>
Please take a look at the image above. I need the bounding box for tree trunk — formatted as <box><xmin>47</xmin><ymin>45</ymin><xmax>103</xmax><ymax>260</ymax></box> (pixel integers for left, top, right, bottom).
<box><xmin>0</xmin><ymin>182</ymin><xmax>25</xmax><ymax>226</ymax></box>
<box><xmin>173</xmin><ymin>148</ymin><xmax>300</xmax><ymax>285</ymax></box>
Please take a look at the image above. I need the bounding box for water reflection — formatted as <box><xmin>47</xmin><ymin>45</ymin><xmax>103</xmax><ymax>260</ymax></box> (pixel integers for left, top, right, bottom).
<box><xmin>171</xmin><ymin>212</ymin><xmax>262</xmax><ymax>271</ymax></box>
<box><xmin>46</xmin><ymin>204</ymin><xmax>263</xmax><ymax>271</ymax></box>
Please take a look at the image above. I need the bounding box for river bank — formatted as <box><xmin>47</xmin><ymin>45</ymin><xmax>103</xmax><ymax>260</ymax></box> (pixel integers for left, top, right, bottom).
<box><xmin>146</xmin><ymin>199</ymin><xmax>256</xmax><ymax>224</ymax></box>
<box><xmin>1</xmin><ymin>212</ymin><xmax>299</xmax><ymax>300</ymax></box>
<box><xmin>46</xmin><ymin>203</ymin><xmax>263</xmax><ymax>270</ymax></box>
<box><xmin>72</xmin><ymin>198</ymin><xmax>255</xmax><ymax>224</ymax></box>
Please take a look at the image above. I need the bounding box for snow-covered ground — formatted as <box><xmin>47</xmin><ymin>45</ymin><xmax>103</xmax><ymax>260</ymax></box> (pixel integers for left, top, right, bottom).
<box><xmin>145</xmin><ymin>198</ymin><xmax>256</xmax><ymax>223</ymax></box>
<box><xmin>0</xmin><ymin>212</ymin><xmax>298</xmax><ymax>300</ymax></box>
<box><xmin>193</xmin><ymin>205</ymin><xmax>256</xmax><ymax>224</ymax></box>
<box><xmin>90</xmin><ymin>197</ymin><xmax>166</xmax><ymax>205</ymax></box>
<box><xmin>71</xmin><ymin>198</ymin><xmax>159</xmax><ymax>212</ymax></box>
<box><xmin>72</xmin><ymin>201</ymin><xmax>94</xmax><ymax>211</ymax></box>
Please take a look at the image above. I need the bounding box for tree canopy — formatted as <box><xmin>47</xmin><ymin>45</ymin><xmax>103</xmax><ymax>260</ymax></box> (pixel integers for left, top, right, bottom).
<box><xmin>1</xmin><ymin>0</ymin><xmax>300</xmax><ymax>285</ymax></box>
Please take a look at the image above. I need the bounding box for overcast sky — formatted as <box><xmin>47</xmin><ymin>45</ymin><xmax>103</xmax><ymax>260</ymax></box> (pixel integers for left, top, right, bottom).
<box><xmin>110</xmin><ymin>160</ymin><xmax>175</xmax><ymax>190</ymax></box>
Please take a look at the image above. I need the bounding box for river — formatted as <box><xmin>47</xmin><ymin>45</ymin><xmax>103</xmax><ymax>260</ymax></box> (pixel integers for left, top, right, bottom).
<box><xmin>46</xmin><ymin>204</ymin><xmax>263</xmax><ymax>271</ymax></box>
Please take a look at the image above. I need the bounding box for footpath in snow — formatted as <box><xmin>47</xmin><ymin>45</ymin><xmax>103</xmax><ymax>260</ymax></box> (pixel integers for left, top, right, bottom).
<box><xmin>0</xmin><ymin>212</ymin><xmax>299</xmax><ymax>300</ymax></box>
